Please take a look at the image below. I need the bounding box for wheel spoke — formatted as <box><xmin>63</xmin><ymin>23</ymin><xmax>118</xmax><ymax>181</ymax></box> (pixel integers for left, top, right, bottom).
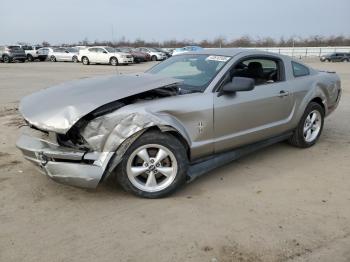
<box><xmin>156</xmin><ymin>167</ymin><xmax>174</xmax><ymax>177</ymax></box>
<box><xmin>154</xmin><ymin>149</ymin><xmax>168</xmax><ymax>164</ymax></box>
<box><xmin>137</xmin><ymin>149</ymin><xmax>150</xmax><ymax>163</ymax></box>
<box><xmin>310</xmin><ymin>113</ymin><xmax>317</xmax><ymax>123</ymax></box>
<box><xmin>306</xmin><ymin>129</ymin><xmax>312</xmax><ymax>140</ymax></box>
<box><xmin>145</xmin><ymin>171</ymin><xmax>157</xmax><ymax>187</ymax></box>
<box><xmin>130</xmin><ymin>166</ymin><xmax>148</xmax><ymax>177</ymax></box>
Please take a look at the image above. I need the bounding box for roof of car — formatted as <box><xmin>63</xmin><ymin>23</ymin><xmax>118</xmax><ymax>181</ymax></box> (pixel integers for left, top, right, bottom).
<box><xmin>186</xmin><ymin>48</ymin><xmax>250</xmax><ymax>56</ymax></box>
<box><xmin>186</xmin><ymin>48</ymin><xmax>290</xmax><ymax>59</ymax></box>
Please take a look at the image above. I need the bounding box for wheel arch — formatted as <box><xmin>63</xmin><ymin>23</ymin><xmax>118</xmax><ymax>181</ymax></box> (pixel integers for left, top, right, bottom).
<box><xmin>310</xmin><ymin>97</ymin><xmax>325</xmax><ymax>114</ymax></box>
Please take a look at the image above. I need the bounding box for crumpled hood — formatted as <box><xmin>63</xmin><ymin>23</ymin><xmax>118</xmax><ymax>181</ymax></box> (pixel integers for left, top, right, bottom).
<box><xmin>19</xmin><ymin>73</ymin><xmax>181</xmax><ymax>134</ymax></box>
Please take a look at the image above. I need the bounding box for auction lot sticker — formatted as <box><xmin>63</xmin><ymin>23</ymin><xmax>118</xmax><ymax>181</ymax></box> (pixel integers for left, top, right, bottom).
<box><xmin>206</xmin><ymin>56</ymin><xmax>231</xmax><ymax>62</ymax></box>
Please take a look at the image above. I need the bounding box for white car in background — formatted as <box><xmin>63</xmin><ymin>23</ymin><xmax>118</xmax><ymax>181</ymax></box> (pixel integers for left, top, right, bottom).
<box><xmin>47</xmin><ymin>47</ymin><xmax>79</xmax><ymax>62</ymax></box>
<box><xmin>78</xmin><ymin>46</ymin><xmax>133</xmax><ymax>66</ymax></box>
<box><xmin>19</xmin><ymin>45</ymin><xmax>43</xmax><ymax>61</ymax></box>
<box><xmin>135</xmin><ymin>47</ymin><xmax>167</xmax><ymax>61</ymax></box>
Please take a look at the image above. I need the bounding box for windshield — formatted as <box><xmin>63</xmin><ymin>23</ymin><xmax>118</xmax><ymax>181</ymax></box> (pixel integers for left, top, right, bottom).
<box><xmin>104</xmin><ymin>47</ymin><xmax>115</xmax><ymax>52</ymax></box>
<box><xmin>147</xmin><ymin>54</ymin><xmax>231</xmax><ymax>92</ymax></box>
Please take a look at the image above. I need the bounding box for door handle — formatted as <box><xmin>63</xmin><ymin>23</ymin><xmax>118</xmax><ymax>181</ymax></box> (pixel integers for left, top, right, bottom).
<box><xmin>278</xmin><ymin>90</ymin><xmax>289</xmax><ymax>97</ymax></box>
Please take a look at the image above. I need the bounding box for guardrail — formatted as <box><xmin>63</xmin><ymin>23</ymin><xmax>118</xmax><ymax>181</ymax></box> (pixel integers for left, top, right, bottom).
<box><xmin>245</xmin><ymin>46</ymin><xmax>350</xmax><ymax>58</ymax></box>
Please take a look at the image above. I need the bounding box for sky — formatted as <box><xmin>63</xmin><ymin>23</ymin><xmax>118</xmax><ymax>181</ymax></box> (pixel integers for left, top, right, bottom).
<box><xmin>0</xmin><ymin>0</ymin><xmax>349</xmax><ymax>45</ymax></box>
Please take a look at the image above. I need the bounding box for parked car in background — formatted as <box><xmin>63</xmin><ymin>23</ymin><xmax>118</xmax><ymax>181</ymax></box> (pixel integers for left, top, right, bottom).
<box><xmin>320</xmin><ymin>52</ymin><xmax>350</xmax><ymax>62</ymax></box>
<box><xmin>172</xmin><ymin>46</ymin><xmax>203</xmax><ymax>56</ymax></box>
<box><xmin>0</xmin><ymin>45</ymin><xmax>26</xmax><ymax>63</ymax></box>
<box><xmin>17</xmin><ymin>49</ymin><xmax>341</xmax><ymax>198</ymax></box>
<box><xmin>48</xmin><ymin>47</ymin><xmax>79</xmax><ymax>62</ymax></box>
<box><xmin>78</xmin><ymin>46</ymin><xmax>133</xmax><ymax>66</ymax></box>
<box><xmin>135</xmin><ymin>47</ymin><xmax>167</xmax><ymax>61</ymax></box>
<box><xmin>116</xmin><ymin>47</ymin><xmax>150</xmax><ymax>63</ymax></box>
<box><xmin>162</xmin><ymin>48</ymin><xmax>175</xmax><ymax>55</ymax></box>
<box><xmin>35</xmin><ymin>47</ymin><xmax>52</xmax><ymax>61</ymax></box>
<box><xmin>153</xmin><ymin>47</ymin><xmax>172</xmax><ymax>58</ymax></box>
<box><xmin>20</xmin><ymin>45</ymin><xmax>43</xmax><ymax>61</ymax></box>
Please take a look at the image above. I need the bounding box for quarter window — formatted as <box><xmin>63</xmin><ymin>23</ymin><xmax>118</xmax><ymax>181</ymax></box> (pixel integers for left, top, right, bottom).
<box><xmin>292</xmin><ymin>61</ymin><xmax>310</xmax><ymax>77</ymax></box>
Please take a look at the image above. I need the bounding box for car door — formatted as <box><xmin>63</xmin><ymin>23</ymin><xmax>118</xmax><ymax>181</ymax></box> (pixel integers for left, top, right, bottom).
<box><xmin>94</xmin><ymin>48</ymin><xmax>108</xmax><ymax>63</ymax></box>
<box><xmin>56</xmin><ymin>48</ymin><xmax>66</xmax><ymax>61</ymax></box>
<box><xmin>62</xmin><ymin>49</ymin><xmax>72</xmax><ymax>61</ymax></box>
<box><xmin>86</xmin><ymin>48</ymin><xmax>97</xmax><ymax>62</ymax></box>
<box><xmin>213</xmin><ymin>56</ymin><xmax>295</xmax><ymax>153</ymax></box>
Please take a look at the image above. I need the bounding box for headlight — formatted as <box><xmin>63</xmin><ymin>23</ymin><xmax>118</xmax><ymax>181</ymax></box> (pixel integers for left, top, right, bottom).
<box><xmin>121</xmin><ymin>55</ymin><xmax>127</xmax><ymax>58</ymax></box>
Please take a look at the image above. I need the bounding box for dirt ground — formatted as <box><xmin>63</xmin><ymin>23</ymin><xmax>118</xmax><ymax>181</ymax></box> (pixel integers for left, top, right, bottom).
<box><xmin>0</xmin><ymin>60</ymin><xmax>349</xmax><ymax>262</ymax></box>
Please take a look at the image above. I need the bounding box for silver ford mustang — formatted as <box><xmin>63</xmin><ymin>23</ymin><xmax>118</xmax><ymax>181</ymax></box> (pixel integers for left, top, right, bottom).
<box><xmin>16</xmin><ymin>49</ymin><xmax>342</xmax><ymax>198</ymax></box>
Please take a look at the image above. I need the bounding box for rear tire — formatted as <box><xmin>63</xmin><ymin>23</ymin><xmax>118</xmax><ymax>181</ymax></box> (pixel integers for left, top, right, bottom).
<box><xmin>288</xmin><ymin>102</ymin><xmax>324</xmax><ymax>148</ymax></box>
<box><xmin>3</xmin><ymin>55</ymin><xmax>11</xmax><ymax>63</ymax></box>
<box><xmin>50</xmin><ymin>56</ymin><xmax>56</xmax><ymax>62</ymax></box>
<box><xmin>342</xmin><ymin>58</ymin><xmax>349</xmax><ymax>62</ymax></box>
<box><xmin>72</xmin><ymin>56</ymin><xmax>78</xmax><ymax>63</ymax></box>
<box><xmin>82</xmin><ymin>56</ymin><xmax>89</xmax><ymax>65</ymax></box>
<box><xmin>151</xmin><ymin>55</ymin><xmax>157</xmax><ymax>61</ymax></box>
<box><xmin>115</xmin><ymin>131</ymin><xmax>188</xmax><ymax>198</ymax></box>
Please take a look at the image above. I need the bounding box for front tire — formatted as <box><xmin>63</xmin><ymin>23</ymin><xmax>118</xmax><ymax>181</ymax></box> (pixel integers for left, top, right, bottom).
<box><xmin>50</xmin><ymin>56</ymin><xmax>56</xmax><ymax>62</ymax></box>
<box><xmin>115</xmin><ymin>131</ymin><xmax>188</xmax><ymax>198</ymax></box>
<box><xmin>110</xmin><ymin>57</ymin><xmax>118</xmax><ymax>66</ymax></box>
<box><xmin>288</xmin><ymin>102</ymin><xmax>324</xmax><ymax>148</ymax></box>
<box><xmin>27</xmin><ymin>54</ymin><xmax>34</xmax><ymax>62</ymax></box>
<box><xmin>151</xmin><ymin>55</ymin><xmax>157</xmax><ymax>61</ymax></box>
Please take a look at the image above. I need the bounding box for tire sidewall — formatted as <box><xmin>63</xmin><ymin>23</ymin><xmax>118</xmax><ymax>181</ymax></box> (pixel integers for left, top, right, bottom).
<box><xmin>116</xmin><ymin>131</ymin><xmax>188</xmax><ymax>198</ymax></box>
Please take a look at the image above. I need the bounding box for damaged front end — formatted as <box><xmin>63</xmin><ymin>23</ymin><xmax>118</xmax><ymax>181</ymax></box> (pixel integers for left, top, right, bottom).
<box><xmin>16</xmin><ymin>126</ymin><xmax>114</xmax><ymax>188</ymax></box>
<box><xmin>16</xmin><ymin>73</ymin><xmax>186</xmax><ymax>189</ymax></box>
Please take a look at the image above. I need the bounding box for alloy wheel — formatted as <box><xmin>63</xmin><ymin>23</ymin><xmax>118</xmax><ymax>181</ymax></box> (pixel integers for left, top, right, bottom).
<box><xmin>303</xmin><ymin>110</ymin><xmax>322</xmax><ymax>142</ymax></box>
<box><xmin>126</xmin><ymin>144</ymin><xmax>178</xmax><ymax>193</ymax></box>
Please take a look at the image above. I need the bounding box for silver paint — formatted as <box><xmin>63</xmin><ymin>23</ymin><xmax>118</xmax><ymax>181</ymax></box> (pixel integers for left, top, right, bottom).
<box><xmin>16</xmin><ymin>49</ymin><xmax>342</xmax><ymax>189</ymax></box>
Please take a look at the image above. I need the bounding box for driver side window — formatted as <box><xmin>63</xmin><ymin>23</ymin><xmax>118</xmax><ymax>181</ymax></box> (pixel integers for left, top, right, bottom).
<box><xmin>232</xmin><ymin>57</ymin><xmax>283</xmax><ymax>86</ymax></box>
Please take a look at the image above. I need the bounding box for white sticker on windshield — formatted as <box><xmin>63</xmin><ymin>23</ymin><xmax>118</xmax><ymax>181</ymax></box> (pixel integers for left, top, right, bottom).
<box><xmin>206</xmin><ymin>56</ymin><xmax>230</xmax><ymax>62</ymax></box>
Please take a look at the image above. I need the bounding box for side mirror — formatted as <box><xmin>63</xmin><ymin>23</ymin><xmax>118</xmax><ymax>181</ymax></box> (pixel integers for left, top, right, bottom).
<box><xmin>103</xmin><ymin>51</ymin><xmax>107</xmax><ymax>54</ymax></box>
<box><xmin>219</xmin><ymin>77</ymin><xmax>255</xmax><ymax>96</ymax></box>
<box><xmin>65</xmin><ymin>50</ymin><xmax>69</xmax><ymax>53</ymax></box>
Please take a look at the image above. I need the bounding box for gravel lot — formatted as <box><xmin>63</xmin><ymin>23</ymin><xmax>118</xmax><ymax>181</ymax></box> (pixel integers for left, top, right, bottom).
<box><xmin>0</xmin><ymin>60</ymin><xmax>349</xmax><ymax>262</ymax></box>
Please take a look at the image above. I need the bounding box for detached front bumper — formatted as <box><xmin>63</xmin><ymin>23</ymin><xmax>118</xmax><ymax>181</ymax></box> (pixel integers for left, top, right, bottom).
<box><xmin>16</xmin><ymin>128</ymin><xmax>113</xmax><ymax>189</ymax></box>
